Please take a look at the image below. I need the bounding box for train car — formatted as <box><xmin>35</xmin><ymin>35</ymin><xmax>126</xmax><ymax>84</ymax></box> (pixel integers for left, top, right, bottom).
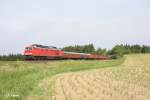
<box><xmin>62</xmin><ymin>52</ymin><xmax>111</xmax><ymax>60</ymax></box>
<box><xmin>63</xmin><ymin>52</ymin><xmax>91</xmax><ymax>59</ymax></box>
<box><xmin>90</xmin><ymin>54</ymin><xmax>111</xmax><ymax>60</ymax></box>
<box><xmin>24</xmin><ymin>44</ymin><xmax>64</xmax><ymax>60</ymax></box>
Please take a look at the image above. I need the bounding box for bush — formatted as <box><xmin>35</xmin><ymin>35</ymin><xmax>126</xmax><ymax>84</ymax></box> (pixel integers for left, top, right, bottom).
<box><xmin>0</xmin><ymin>54</ymin><xmax>24</xmax><ymax>61</ymax></box>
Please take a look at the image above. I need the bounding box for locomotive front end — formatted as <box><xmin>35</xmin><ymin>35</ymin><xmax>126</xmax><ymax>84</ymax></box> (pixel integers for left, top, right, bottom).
<box><xmin>24</xmin><ymin>46</ymin><xmax>34</xmax><ymax>60</ymax></box>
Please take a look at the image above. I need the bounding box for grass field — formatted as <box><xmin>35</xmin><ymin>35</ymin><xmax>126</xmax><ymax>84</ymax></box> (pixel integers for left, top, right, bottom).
<box><xmin>0</xmin><ymin>54</ymin><xmax>150</xmax><ymax>100</ymax></box>
<box><xmin>0</xmin><ymin>58</ymin><xmax>123</xmax><ymax>100</ymax></box>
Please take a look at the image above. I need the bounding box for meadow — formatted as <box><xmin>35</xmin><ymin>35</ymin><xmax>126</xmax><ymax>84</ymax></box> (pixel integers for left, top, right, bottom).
<box><xmin>0</xmin><ymin>54</ymin><xmax>150</xmax><ymax>100</ymax></box>
<box><xmin>0</xmin><ymin>58</ymin><xmax>123</xmax><ymax>100</ymax></box>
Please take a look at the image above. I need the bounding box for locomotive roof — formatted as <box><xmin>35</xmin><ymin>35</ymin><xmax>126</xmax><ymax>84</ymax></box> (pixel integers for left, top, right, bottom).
<box><xmin>30</xmin><ymin>44</ymin><xmax>59</xmax><ymax>49</ymax></box>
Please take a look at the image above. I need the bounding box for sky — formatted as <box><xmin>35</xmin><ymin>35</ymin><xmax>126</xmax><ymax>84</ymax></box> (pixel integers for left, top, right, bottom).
<box><xmin>0</xmin><ymin>0</ymin><xmax>150</xmax><ymax>54</ymax></box>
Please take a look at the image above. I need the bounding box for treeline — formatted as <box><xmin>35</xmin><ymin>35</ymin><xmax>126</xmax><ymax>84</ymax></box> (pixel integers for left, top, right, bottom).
<box><xmin>62</xmin><ymin>44</ymin><xmax>95</xmax><ymax>54</ymax></box>
<box><xmin>62</xmin><ymin>44</ymin><xmax>107</xmax><ymax>55</ymax></box>
<box><xmin>0</xmin><ymin>54</ymin><xmax>24</xmax><ymax>61</ymax></box>
<box><xmin>62</xmin><ymin>44</ymin><xmax>150</xmax><ymax>59</ymax></box>
<box><xmin>108</xmin><ymin>44</ymin><xmax>150</xmax><ymax>59</ymax></box>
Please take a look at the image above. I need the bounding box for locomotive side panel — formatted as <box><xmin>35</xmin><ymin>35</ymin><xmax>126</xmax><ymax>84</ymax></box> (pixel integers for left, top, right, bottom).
<box><xmin>24</xmin><ymin>44</ymin><xmax>64</xmax><ymax>60</ymax></box>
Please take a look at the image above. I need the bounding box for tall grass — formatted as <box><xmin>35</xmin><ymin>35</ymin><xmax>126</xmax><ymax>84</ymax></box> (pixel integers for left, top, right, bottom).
<box><xmin>0</xmin><ymin>59</ymin><xmax>124</xmax><ymax>100</ymax></box>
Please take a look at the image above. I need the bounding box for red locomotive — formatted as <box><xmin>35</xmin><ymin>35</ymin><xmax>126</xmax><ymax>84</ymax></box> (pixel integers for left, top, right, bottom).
<box><xmin>24</xmin><ymin>44</ymin><xmax>111</xmax><ymax>60</ymax></box>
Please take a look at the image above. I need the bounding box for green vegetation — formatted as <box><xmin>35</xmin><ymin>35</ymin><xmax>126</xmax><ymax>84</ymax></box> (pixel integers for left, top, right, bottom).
<box><xmin>62</xmin><ymin>44</ymin><xmax>96</xmax><ymax>54</ymax></box>
<box><xmin>109</xmin><ymin>44</ymin><xmax>150</xmax><ymax>58</ymax></box>
<box><xmin>63</xmin><ymin>44</ymin><xmax>150</xmax><ymax>58</ymax></box>
<box><xmin>0</xmin><ymin>59</ymin><xmax>123</xmax><ymax>100</ymax></box>
<box><xmin>0</xmin><ymin>54</ymin><xmax>24</xmax><ymax>61</ymax></box>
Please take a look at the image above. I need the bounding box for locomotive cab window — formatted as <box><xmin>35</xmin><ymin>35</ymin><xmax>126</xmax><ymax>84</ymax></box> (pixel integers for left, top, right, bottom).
<box><xmin>25</xmin><ymin>47</ymin><xmax>32</xmax><ymax>51</ymax></box>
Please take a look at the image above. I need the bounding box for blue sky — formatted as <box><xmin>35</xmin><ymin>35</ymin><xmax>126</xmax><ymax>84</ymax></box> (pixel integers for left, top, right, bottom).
<box><xmin>0</xmin><ymin>0</ymin><xmax>150</xmax><ymax>54</ymax></box>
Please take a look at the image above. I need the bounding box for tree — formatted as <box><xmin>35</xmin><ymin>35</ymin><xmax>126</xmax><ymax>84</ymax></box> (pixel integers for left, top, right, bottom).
<box><xmin>62</xmin><ymin>44</ymin><xmax>95</xmax><ymax>54</ymax></box>
<box><xmin>111</xmin><ymin>44</ymin><xmax>125</xmax><ymax>58</ymax></box>
<box><xmin>96</xmin><ymin>48</ymin><xmax>107</xmax><ymax>55</ymax></box>
<box><xmin>130</xmin><ymin>44</ymin><xmax>142</xmax><ymax>53</ymax></box>
<box><xmin>124</xmin><ymin>44</ymin><xmax>131</xmax><ymax>54</ymax></box>
<box><xmin>83</xmin><ymin>44</ymin><xmax>95</xmax><ymax>53</ymax></box>
<box><xmin>141</xmin><ymin>45</ymin><xmax>150</xmax><ymax>53</ymax></box>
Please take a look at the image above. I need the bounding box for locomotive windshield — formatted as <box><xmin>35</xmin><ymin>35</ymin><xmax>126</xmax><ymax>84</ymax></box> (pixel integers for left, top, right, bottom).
<box><xmin>25</xmin><ymin>47</ymin><xmax>32</xmax><ymax>51</ymax></box>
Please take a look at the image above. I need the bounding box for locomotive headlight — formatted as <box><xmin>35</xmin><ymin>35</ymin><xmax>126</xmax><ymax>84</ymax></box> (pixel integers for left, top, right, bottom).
<box><xmin>25</xmin><ymin>52</ymin><xmax>32</xmax><ymax>55</ymax></box>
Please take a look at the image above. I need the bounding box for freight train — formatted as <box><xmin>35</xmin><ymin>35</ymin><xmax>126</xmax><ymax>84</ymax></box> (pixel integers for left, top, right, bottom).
<box><xmin>24</xmin><ymin>44</ymin><xmax>111</xmax><ymax>60</ymax></box>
